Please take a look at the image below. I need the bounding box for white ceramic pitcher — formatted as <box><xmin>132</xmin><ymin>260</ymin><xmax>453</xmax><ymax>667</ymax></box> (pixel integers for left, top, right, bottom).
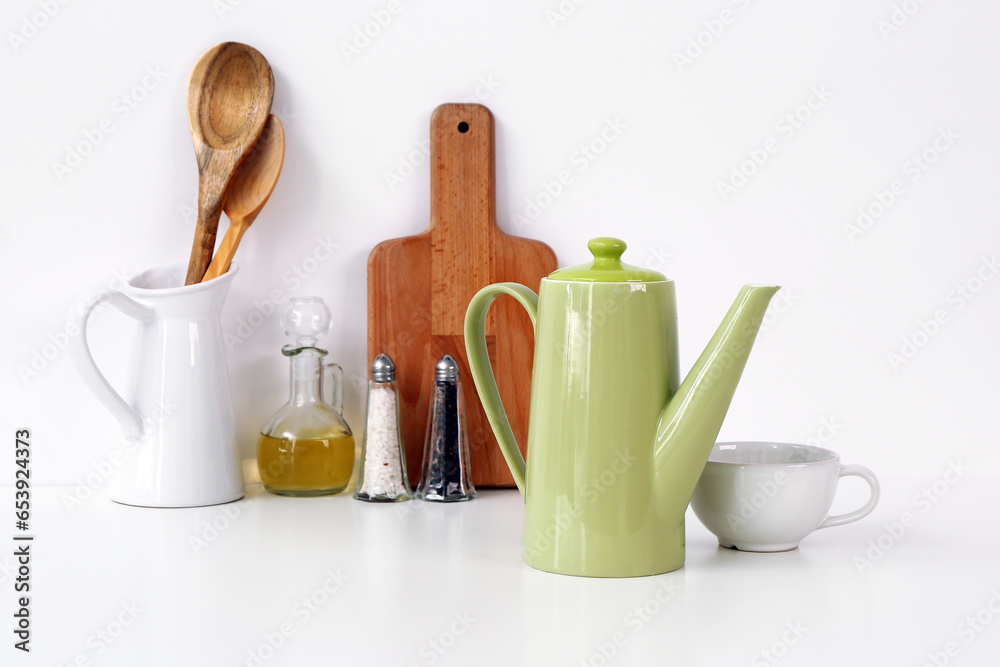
<box><xmin>70</xmin><ymin>263</ymin><xmax>244</xmax><ymax>508</ymax></box>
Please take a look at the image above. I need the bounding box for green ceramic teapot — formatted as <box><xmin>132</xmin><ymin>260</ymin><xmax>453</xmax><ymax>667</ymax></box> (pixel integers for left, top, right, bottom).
<box><xmin>464</xmin><ymin>237</ymin><xmax>780</xmax><ymax>577</ymax></box>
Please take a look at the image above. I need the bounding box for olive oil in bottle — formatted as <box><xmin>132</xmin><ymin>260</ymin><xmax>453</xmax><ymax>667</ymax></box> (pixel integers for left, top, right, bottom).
<box><xmin>257</xmin><ymin>297</ymin><xmax>355</xmax><ymax>496</ymax></box>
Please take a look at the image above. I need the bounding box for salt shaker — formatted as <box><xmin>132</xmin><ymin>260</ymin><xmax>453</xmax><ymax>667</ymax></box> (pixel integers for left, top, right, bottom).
<box><xmin>354</xmin><ymin>354</ymin><xmax>411</xmax><ymax>502</ymax></box>
<box><xmin>415</xmin><ymin>355</ymin><xmax>476</xmax><ymax>502</ymax></box>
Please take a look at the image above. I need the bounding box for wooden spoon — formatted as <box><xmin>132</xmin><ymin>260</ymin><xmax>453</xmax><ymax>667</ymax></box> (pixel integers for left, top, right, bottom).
<box><xmin>184</xmin><ymin>42</ymin><xmax>274</xmax><ymax>285</ymax></box>
<box><xmin>202</xmin><ymin>115</ymin><xmax>285</xmax><ymax>282</ymax></box>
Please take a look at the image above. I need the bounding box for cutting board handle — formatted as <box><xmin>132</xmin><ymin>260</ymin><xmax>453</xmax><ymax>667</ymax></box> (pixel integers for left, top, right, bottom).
<box><xmin>429</xmin><ymin>103</ymin><xmax>498</xmax><ymax>336</ymax></box>
<box><xmin>429</xmin><ymin>103</ymin><xmax>496</xmax><ymax>232</ymax></box>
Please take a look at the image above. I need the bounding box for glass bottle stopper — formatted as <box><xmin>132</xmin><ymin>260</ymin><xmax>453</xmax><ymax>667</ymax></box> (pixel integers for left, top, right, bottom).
<box><xmin>281</xmin><ymin>296</ymin><xmax>332</xmax><ymax>355</ymax></box>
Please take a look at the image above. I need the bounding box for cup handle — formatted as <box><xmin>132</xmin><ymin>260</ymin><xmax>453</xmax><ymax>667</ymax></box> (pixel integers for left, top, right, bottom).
<box><xmin>818</xmin><ymin>464</ymin><xmax>881</xmax><ymax>529</ymax></box>
<box><xmin>463</xmin><ymin>283</ymin><xmax>538</xmax><ymax>496</ymax></box>
<box><xmin>69</xmin><ymin>288</ymin><xmax>154</xmax><ymax>438</ymax></box>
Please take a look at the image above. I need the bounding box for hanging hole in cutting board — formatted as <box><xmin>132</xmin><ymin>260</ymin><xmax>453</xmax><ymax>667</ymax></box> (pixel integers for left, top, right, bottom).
<box><xmin>457</xmin><ymin>121</ymin><xmax>469</xmax><ymax>133</ymax></box>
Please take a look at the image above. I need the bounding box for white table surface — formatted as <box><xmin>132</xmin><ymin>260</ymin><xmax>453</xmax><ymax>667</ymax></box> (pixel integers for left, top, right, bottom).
<box><xmin>8</xmin><ymin>474</ymin><xmax>999</xmax><ymax>667</ymax></box>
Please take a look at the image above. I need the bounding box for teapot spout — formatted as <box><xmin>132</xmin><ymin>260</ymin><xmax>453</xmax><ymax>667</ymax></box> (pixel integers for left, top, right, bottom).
<box><xmin>654</xmin><ymin>285</ymin><xmax>780</xmax><ymax>522</ymax></box>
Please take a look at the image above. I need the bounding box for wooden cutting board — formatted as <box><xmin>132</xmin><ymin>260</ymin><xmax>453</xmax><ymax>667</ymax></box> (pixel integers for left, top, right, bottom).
<box><xmin>367</xmin><ymin>103</ymin><xmax>557</xmax><ymax>488</ymax></box>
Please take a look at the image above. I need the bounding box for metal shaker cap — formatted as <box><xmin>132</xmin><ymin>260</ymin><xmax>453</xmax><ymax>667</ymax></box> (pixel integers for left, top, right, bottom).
<box><xmin>435</xmin><ymin>354</ymin><xmax>460</xmax><ymax>382</ymax></box>
<box><xmin>371</xmin><ymin>354</ymin><xmax>396</xmax><ymax>382</ymax></box>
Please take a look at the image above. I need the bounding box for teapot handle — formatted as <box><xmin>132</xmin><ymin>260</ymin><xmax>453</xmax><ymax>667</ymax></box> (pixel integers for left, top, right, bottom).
<box><xmin>69</xmin><ymin>289</ymin><xmax>154</xmax><ymax>439</ymax></box>
<box><xmin>464</xmin><ymin>283</ymin><xmax>538</xmax><ymax>496</ymax></box>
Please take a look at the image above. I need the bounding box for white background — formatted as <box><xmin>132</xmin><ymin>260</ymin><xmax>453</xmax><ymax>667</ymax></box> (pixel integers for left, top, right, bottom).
<box><xmin>3</xmin><ymin>0</ymin><xmax>998</xmax><ymax>481</ymax></box>
<box><xmin>2</xmin><ymin>1</ymin><xmax>1000</xmax><ymax>665</ymax></box>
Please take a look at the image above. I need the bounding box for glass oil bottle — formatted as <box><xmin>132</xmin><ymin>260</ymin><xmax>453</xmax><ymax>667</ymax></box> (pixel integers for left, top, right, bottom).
<box><xmin>257</xmin><ymin>296</ymin><xmax>355</xmax><ymax>496</ymax></box>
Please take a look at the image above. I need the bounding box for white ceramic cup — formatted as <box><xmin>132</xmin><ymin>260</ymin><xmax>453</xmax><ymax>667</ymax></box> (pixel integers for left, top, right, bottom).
<box><xmin>691</xmin><ymin>442</ymin><xmax>880</xmax><ymax>552</ymax></box>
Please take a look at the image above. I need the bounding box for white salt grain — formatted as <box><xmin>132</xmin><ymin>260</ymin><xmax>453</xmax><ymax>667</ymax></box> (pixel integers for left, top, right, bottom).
<box><xmin>358</xmin><ymin>384</ymin><xmax>407</xmax><ymax>498</ymax></box>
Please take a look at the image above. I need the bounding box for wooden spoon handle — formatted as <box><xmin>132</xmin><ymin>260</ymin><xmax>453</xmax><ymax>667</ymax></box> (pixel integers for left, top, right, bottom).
<box><xmin>202</xmin><ymin>217</ymin><xmax>248</xmax><ymax>282</ymax></box>
<box><xmin>184</xmin><ymin>186</ymin><xmax>225</xmax><ymax>285</ymax></box>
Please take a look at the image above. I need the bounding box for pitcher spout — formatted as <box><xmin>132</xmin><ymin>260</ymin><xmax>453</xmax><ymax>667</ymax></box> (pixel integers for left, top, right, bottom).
<box><xmin>654</xmin><ymin>284</ymin><xmax>780</xmax><ymax>521</ymax></box>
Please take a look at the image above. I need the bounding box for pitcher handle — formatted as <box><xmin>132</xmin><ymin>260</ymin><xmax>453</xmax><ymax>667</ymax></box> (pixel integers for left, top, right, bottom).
<box><xmin>69</xmin><ymin>289</ymin><xmax>154</xmax><ymax>438</ymax></box>
<box><xmin>464</xmin><ymin>283</ymin><xmax>538</xmax><ymax>496</ymax></box>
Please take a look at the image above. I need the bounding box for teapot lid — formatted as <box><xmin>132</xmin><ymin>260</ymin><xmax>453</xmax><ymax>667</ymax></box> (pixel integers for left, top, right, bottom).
<box><xmin>548</xmin><ymin>237</ymin><xmax>667</xmax><ymax>283</ymax></box>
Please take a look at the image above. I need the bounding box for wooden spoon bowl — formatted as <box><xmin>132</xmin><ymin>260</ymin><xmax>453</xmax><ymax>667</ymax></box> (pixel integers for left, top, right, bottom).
<box><xmin>202</xmin><ymin>114</ymin><xmax>285</xmax><ymax>282</ymax></box>
<box><xmin>184</xmin><ymin>42</ymin><xmax>274</xmax><ymax>285</ymax></box>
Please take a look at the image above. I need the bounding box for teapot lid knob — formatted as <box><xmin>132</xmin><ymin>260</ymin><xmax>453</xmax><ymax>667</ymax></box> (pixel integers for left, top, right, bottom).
<box><xmin>588</xmin><ymin>237</ymin><xmax>626</xmax><ymax>267</ymax></box>
<box><xmin>547</xmin><ymin>236</ymin><xmax>667</xmax><ymax>283</ymax></box>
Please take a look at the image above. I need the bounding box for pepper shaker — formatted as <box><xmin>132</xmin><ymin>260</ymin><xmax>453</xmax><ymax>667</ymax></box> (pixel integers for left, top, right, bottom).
<box><xmin>354</xmin><ymin>354</ymin><xmax>411</xmax><ymax>502</ymax></box>
<box><xmin>415</xmin><ymin>355</ymin><xmax>476</xmax><ymax>502</ymax></box>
